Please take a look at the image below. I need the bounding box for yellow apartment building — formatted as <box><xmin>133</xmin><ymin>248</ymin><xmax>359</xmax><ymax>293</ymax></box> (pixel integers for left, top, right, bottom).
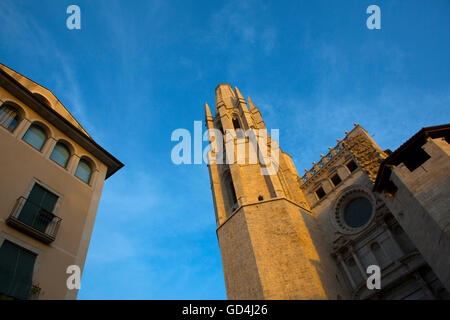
<box><xmin>0</xmin><ymin>63</ymin><xmax>123</xmax><ymax>300</ymax></box>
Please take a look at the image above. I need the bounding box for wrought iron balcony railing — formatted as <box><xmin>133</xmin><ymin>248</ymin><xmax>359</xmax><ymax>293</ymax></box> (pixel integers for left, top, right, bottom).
<box><xmin>6</xmin><ymin>197</ymin><xmax>62</xmax><ymax>244</ymax></box>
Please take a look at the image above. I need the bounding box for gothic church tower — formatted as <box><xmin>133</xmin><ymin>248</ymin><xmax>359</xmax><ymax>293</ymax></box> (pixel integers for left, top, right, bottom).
<box><xmin>205</xmin><ymin>84</ymin><xmax>349</xmax><ymax>299</ymax></box>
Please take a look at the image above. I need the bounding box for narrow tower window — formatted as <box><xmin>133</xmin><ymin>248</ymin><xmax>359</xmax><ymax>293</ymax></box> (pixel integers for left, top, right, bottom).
<box><xmin>232</xmin><ymin>115</ymin><xmax>244</xmax><ymax>139</ymax></box>
<box><xmin>228</xmin><ymin>179</ymin><xmax>238</xmax><ymax>207</ymax></box>
<box><xmin>223</xmin><ymin>170</ymin><xmax>237</xmax><ymax>209</ymax></box>
<box><xmin>232</xmin><ymin>117</ymin><xmax>241</xmax><ymax>130</ymax></box>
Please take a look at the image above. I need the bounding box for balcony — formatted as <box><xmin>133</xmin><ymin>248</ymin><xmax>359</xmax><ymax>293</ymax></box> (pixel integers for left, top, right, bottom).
<box><xmin>6</xmin><ymin>197</ymin><xmax>62</xmax><ymax>244</ymax></box>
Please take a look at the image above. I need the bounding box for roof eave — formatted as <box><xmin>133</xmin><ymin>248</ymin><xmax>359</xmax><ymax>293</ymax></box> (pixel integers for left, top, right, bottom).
<box><xmin>0</xmin><ymin>68</ymin><xmax>124</xmax><ymax>179</ymax></box>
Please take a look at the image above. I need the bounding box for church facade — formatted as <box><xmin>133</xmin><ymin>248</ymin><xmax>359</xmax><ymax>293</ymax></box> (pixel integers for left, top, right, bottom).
<box><xmin>205</xmin><ymin>84</ymin><xmax>450</xmax><ymax>300</ymax></box>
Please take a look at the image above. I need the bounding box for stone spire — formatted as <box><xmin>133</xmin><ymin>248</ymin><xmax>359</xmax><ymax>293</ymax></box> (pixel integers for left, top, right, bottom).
<box><xmin>205</xmin><ymin>102</ymin><xmax>213</xmax><ymax>121</ymax></box>
<box><xmin>234</xmin><ymin>86</ymin><xmax>245</xmax><ymax>101</ymax></box>
<box><xmin>247</xmin><ymin>95</ymin><xmax>257</xmax><ymax>111</ymax></box>
<box><xmin>247</xmin><ymin>96</ymin><xmax>265</xmax><ymax>129</ymax></box>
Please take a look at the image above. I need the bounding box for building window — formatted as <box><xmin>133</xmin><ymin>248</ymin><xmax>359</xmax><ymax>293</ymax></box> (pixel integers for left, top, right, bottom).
<box><xmin>315</xmin><ymin>187</ymin><xmax>326</xmax><ymax>200</ymax></box>
<box><xmin>7</xmin><ymin>183</ymin><xmax>62</xmax><ymax>243</ymax></box>
<box><xmin>19</xmin><ymin>183</ymin><xmax>59</xmax><ymax>234</ymax></box>
<box><xmin>232</xmin><ymin>115</ymin><xmax>244</xmax><ymax>139</ymax></box>
<box><xmin>346</xmin><ymin>160</ymin><xmax>358</xmax><ymax>173</ymax></box>
<box><xmin>0</xmin><ymin>240</ymin><xmax>36</xmax><ymax>300</ymax></box>
<box><xmin>347</xmin><ymin>257</ymin><xmax>363</xmax><ymax>285</ymax></box>
<box><xmin>22</xmin><ymin>124</ymin><xmax>48</xmax><ymax>151</ymax></box>
<box><xmin>0</xmin><ymin>104</ymin><xmax>21</xmax><ymax>132</ymax></box>
<box><xmin>330</xmin><ymin>173</ymin><xmax>342</xmax><ymax>187</ymax></box>
<box><xmin>223</xmin><ymin>170</ymin><xmax>237</xmax><ymax>210</ymax></box>
<box><xmin>228</xmin><ymin>179</ymin><xmax>238</xmax><ymax>207</ymax></box>
<box><xmin>75</xmin><ymin>158</ymin><xmax>93</xmax><ymax>184</ymax></box>
<box><xmin>344</xmin><ymin>197</ymin><xmax>373</xmax><ymax>228</ymax></box>
<box><xmin>232</xmin><ymin>115</ymin><xmax>241</xmax><ymax>130</ymax></box>
<box><xmin>50</xmin><ymin>142</ymin><xmax>71</xmax><ymax>168</ymax></box>
<box><xmin>370</xmin><ymin>242</ymin><xmax>388</xmax><ymax>268</ymax></box>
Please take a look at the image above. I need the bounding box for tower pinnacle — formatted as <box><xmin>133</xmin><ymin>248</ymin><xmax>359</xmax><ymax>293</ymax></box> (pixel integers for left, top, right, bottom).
<box><xmin>205</xmin><ymin>102</ymin><xmax>213</xmax><ymax>121</ymax></box>
<box><xmin>247</xmin><ymin>96</ymin><xmax>258</xmax><ymax>111</ymax></box>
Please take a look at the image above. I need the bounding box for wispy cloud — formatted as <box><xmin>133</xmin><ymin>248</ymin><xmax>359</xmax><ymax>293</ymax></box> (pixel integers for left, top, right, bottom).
<box><xmin>0</xmin><ymin>0</ymin><xmax>95</xmax><ymax>137</ymax></box>
<box><xmin>247</xmin><ymin>35</ymin><xmax>450</xmax><ymax>174</ymax></box>
<box><xmin>203</xmin><ymin>0</ymin><xmax>278</xmax><ymax>78</ymax></box>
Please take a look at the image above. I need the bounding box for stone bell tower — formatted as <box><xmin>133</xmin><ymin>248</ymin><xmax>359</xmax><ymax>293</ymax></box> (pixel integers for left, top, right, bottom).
<box><xmin>205</xmin><ymin>84</ymin><xmax>349</xmax><ymax>299</ymax></box>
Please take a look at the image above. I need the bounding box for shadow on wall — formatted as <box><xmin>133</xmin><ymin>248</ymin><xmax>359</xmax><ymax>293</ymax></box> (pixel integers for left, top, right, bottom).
<box><xmin>300</xmin><ymin>210</ymin><xmax>352</xmax><ymax>300</ymax></box>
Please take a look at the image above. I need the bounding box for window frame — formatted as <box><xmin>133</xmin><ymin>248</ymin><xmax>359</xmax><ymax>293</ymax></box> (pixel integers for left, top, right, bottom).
<box><xmin>0</xmin><ymin>234</ymin><xmax>43</xmax><ymax>300</ymax></box>
<box><xmin>49</xmin><ymin>141</ymin><xmax>72</xmax><ymax>169</ymax></box>
<box><xmin>25</xmin><ymin>179</ymin><xmax>63</xmax><ymax>215</ymax></box>
<box><xmin>330</xmin><ymin>172</ymin><xmax>342</xmax><ymax>187</ymax></box>
<box><xmin>0</xmin><ymin>103</ymin><xmax>22</xmax><ymax>133</ymax></box>
<box><xmin>315</xmin><ymin>186</ymin><xmax>326</xmax><ymax>200</ymax></box>
<box><xmin>75</xmin><ymin>157</ymin><xmax>94</xmax><ymax>185</ymax></box>
<box><xmin>345</xmin><ymin>159</ymin><xmax>358</xmax><ymax>173</ymax></box>
<box><xmin>22</xmin><ymin>123</ymin><xmax>48</xmax><ymax>152</ymax></box>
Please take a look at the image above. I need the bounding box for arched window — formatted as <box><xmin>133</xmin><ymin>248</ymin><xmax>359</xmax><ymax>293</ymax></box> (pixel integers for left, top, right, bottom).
<box><xmin>0</xmin><ymin>103</ymin><xmax>21</xmax><ymax>132</ymax></box>
<box><xmin>50</xmin><ymin>142</ymin><xmax>71</xmax><ymax>168</ymax></box>
<box><xmin>232</xmin><ymin>114</ymin><xmax>244</xmax><ymax>139</ymax></box>
<box><xmin>75</xmin><ymin>158</ymin><xmax>93</xmax><ymax>184</ymax></box>
<box><xmin>223</xmin><ymin>170</ymin><xmax>237</xmax><ymax>209</ymax></box>
<box><xmin>347</xmin><ymin>257</ymin><xmax>363</xmax><ymax>285</ymax></box>
<box><xmin>370</xmin><ymin>242</ymin><xmax>388</xmax><ymax>267</ymax></box>
<box><xmin>22</xmin><ymin>123</ymin><xmax>48</xmax><ymax>151</ymax></box>
<box><xmin>232</xmin><ymin>115</ymin><xmax>241</xmax><ymax>130</ymax></box>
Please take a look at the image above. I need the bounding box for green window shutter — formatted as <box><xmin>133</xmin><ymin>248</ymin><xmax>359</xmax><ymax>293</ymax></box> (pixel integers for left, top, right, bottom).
<box><xmin>0</xmin><ymin>241</ymin><xmax>36</xmax><ymax>300</ymax></box>
<box><xmin>41</xmin><ymin>191</ymin><xmax>58</xmax><ymax>213</ymax></box>
<box><xmin>11</xmin><ymin>249</ymin><xmax>36</xmax><ymax>300</ymax></box>
<box><xmin>19</xmin><ymin>184</ymin><xmax>59</xmax><ymax>233</ymax></box>
<box><xmin>0</xmin><ymin>241</ymin><xmax>20</xmax><ymax>296</ymax></box>
<box><xmin>28</xmin><ymin>184</ymin><xmax>58</xmax><ymax>212</ymax></box>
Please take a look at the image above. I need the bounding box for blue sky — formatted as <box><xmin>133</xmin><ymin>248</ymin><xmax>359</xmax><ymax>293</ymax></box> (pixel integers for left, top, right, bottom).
<box><xmin>0</xmin><ymin>0</ymin><xmax>449</xmax><ymax>299</ymax></box>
